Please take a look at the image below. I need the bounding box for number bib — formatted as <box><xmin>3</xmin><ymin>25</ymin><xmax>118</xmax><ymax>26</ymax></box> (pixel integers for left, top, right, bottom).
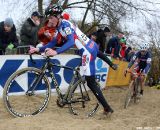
<box><xmin>75</xmin><ymin>27</ymin><xmax>90</xmax><ymax>45</ymax></box>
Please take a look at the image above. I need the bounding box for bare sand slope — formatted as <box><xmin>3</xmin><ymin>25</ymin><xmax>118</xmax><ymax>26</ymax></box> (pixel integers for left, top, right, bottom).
<box><xmin>0</xmin><ymin>86</ymin><xmax>159</xmax><ymax>130</ymax></box>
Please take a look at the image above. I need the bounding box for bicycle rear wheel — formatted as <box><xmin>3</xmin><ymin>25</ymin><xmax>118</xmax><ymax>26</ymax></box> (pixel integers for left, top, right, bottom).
<box><xmin>3</xmin><ymin>67</ymin><xmax>51</xmax><ymax>117</ymax></box>
<box><xmin>68</xmin><ymin>79</ymin><xmax>100</xmax><ymax>117</ymax></box>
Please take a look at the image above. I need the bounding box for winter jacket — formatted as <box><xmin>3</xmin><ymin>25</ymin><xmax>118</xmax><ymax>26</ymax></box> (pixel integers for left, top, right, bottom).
<box><xmin>106</xmin><ymin>36</ymin><xmax>121</xmax><ymax>58</ymax></box>
<box><xmin>94</xmin><ymin>29</ymin><xmax>106</xmax><ymax>52</ymax></box>
<box><xmin>120</xmin><ymin>43</ymin><xmax>127</xmax><ymax>58</ymax></box>
<box><xmin>38</xmin><ymin>20</ymin><xmax>56</xmax><ymax>45</ymax></box>
<box><xmin>0</xmin><ymin>21</ymin><xmax>18</xmax><ymax>54</ymax></box>
<box><xmin>20</xmin><ymin>18</ymin><xmax>39</xmax><ymax>46</ymax></box>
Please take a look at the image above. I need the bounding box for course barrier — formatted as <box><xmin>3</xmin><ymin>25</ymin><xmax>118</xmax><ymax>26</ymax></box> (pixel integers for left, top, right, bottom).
<box><xmin>106</xmin><ymin>58</ymin><xmax>130</xmax><ymax>87</ymax></box>
<box><xmin>0</xmin><ymin>54</ymin><xmax>109</xmax><ymax>97</ymax></box>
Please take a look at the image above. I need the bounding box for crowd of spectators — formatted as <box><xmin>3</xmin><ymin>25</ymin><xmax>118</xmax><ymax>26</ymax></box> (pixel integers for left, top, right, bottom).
<box><xmin>0</xmin><ymin>11</ymin><xmax>135</xmax><ymax>62</ymax></box>
<box><xmin>90</xmin><ymin>27</ymin><xmax>135</xmax><ymax>62</ymax></box>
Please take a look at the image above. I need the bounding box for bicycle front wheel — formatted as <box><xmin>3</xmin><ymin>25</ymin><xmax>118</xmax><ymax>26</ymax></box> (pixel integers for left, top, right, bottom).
<box><xmin>3</xmin><ymin>67</ymin><xmax>51</xmax><ymax>117</ymax></box>
<box><xmin>124</xmin><ymin>81</ymin><xmax>134</xmax><ymax>109</ymax></box>
<box><xmin>134</xmin><ymin>78</ymin><xmax>141</xmax><ymax>103</ymax></box>
<box><xmin>68</xmin><ymin>79</ymin><xmax>100</xmax><ymax>117</ymax></box>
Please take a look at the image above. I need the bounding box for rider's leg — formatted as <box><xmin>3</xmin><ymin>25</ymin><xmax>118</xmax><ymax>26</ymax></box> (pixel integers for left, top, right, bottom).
<box><xmin>130</xmin><ymin>74</ymin><xmax>136</xmax><ymax>95</ymax></box>
<box><xmin>97</xmin><ymin>51</ymin><xmax>118</xmax><ymax>70</ymax></box>
<box><xmin>85</xmin><ymin>76</ymin><xmax>113</xmax><ymax>113</ymax></box>
<box><xmin>140</xmin><ymin>75</ymin><xmax>146</xmax><ymax>95</ymax></box>
<box><xmin>82</xmin><ymin>41</ymin><xmax>113</xmax><ymax>114</ymax></box>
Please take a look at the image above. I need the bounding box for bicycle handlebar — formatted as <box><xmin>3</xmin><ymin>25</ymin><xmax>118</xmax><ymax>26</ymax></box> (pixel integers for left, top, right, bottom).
<box><xmin>29</xmin><ymin>53</ymin><xmax>81</xmax><ymax>73</ymax></box>
<box><xmin>126</xmin><ymin>69</ymin><xmax>145</xmax><ymax>77</ymax></box>
<box><xmin>29</xmin><ymin>53</ymin><xmax>36</xmax><ymax>64</ymax></box>
<box><xmin>29</xmin><ymin>52</ymin><xmax>52</xmax><ymax>64</ymax></box>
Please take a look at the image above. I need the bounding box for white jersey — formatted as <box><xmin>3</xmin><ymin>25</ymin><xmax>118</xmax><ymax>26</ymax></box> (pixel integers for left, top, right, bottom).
<box><xmin>56</xmin><ymin>19</ymin><xmax>98</xmax><ymax>76</ymax></box>
<box><xmin>63</xmin><ymin>20</ymin><xmax>90</xmax><ymax>49</ymax></box>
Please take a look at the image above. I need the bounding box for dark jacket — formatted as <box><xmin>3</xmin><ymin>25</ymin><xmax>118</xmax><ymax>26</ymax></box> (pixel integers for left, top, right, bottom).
<box><xmin>95</xmin><ymin>29</ymin><xmax>106</xmax><ymax>52</ymax></box>
<box><xmin>20</xmin><ymin>18</ymin><xmax>39</xmax><ymax>46</ymax></box>
<box><xmin>106</xmin><ymin>36</ymin><xmax>121</xmax><ymax>58</ymax></box>
<box><xmin>0</xmin><ymin>22</ymin><xmax>18</xmax><ymax>52</ymax></box>
<box><xmin>125</xmin><ymin>47</ymin><xmax>132</xmax><ymax>61</ymax></box>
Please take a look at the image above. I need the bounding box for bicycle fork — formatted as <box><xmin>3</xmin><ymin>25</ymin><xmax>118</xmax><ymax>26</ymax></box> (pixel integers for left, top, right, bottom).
<box><xmin>26</xmin><ymin>72</ymin><xmax>45</xmax><ymax>96</ymax></box>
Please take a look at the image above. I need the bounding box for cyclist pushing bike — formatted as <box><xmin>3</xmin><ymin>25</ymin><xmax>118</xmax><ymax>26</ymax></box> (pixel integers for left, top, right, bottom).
<box><xmin>124</xmin><ymin>43</ymin><xmax>152</xmax><ymax>96</ymax></box>
<box><xmin>29</xmin><ymin>4</ymin><xmax>113</xmax><ymax>115</ymax></box>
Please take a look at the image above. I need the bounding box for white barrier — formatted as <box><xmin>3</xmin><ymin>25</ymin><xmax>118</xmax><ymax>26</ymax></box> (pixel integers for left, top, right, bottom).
<box><xmin>0</xmin><ymin>54</ymin><xmax>109</xmax><ymax>97</ymax></box>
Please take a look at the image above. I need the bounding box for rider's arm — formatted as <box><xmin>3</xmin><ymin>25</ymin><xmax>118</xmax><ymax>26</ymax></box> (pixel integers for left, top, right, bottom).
<box><xmin>144</xmin><ymin>52</ymin><xmax>152</xmax><ymax>73</ymax></box>
<box><xmin>39</xmin><ymin>36</ymin><xmax>57</xmax><ymax>52</ymax></box>
<box><xmin>55</xmin><ymin>27</ymin><xmax>75</xmax><ymax>54</ymax></box>
<box><xmin>127</xmin><ymin>52</ymin><xmax>139</xmax><ymax>69</ymax></box>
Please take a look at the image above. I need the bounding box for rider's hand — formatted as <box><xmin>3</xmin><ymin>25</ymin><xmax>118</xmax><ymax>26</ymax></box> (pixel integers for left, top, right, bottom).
<box><xmin>29</xmin><ymin>46</ymin><xmax>39</xmax><ymax>54</ymax></box>
<box><xmin>45</xmin><ymin>48</ymin><xmax>57</xmax><ymax>56</ymax></box>
<box><xmin>111</xmin><ymin>64</ymin><xmax>118</xmax><ymax>70</ymax></box>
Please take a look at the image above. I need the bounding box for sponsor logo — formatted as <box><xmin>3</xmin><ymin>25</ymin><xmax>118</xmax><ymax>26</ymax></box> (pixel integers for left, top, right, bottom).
<box><xmin>0</xmin><ymin>57</ymin><xmax>108</xmax><ymax>93</ymax></box>
<box><xmin>95</xmin><ymin>59</ymin><xmax>107</xmax><ymax>82</ymax></box>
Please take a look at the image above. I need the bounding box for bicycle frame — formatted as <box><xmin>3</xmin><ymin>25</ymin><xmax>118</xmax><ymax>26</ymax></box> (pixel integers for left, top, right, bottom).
<box><xmin>124</xmin><ymin>70</ymin><xmax>143</xmax><ymax>108</ymax></box>
<box><xmin>28</xmin><ymin>54</ymin><xmax>83</xmax><ymax>103</ymax></box>
<box><xmin>129</xmin><ymin>70</ymin><xmax>142</xmax><ymax>94</ymax></box>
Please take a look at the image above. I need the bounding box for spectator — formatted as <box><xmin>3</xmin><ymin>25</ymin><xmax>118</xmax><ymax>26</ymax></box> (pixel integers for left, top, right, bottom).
<box><xmin>119</xmin><ymin>37</ymin><xmax>127</xmax><ymax>60</ymax></box>
<box><xmin>148</xmin><ymin>77</ymin><xmax>154</xmax><ymax>87</ymax></box>
<box><xmin>89</xmin><ymin>32</ymin><xmax>97</xmax><ymax>42</ymax></box>
<box><xmin>94</xmin><ymin>27</ymin><xmax>111</xmax><ymax>52</ymax></box>
<box><xmin>37</xmin><ymin>12</ymin><xmax>71</xmax><ymax>48</ymax></box>
<box><xmin>37</xmin><ymin>18</ymin><xmax>56</xmax><ymax>47</ymax></box>
<box><xmin>127</xmin><ymin>47</ymin><xmax>135</xmax><ymax>62</ymax></box>
<box><xmin>0</xmin><ymin>18</ymin><xmax>18</xmax><ymax>55</ymax></box>
<box><xmin>20</xmin><ymin>11</ymin><xmax>43</xmax><ymax>47</ymax></box>
<box><xmin>89</xmin><ymin>31</ymin><xmax>118</xmax><ymax>70</ymax></box>
<box><xmin>106</xmin><ymin>33</ymin><xmax>123</xmax><ymax>59</ymax></box>
<box><xmin>125</xmin><ymin>46</ymin><xmax>132</xmax><ymax>62</ymax></box>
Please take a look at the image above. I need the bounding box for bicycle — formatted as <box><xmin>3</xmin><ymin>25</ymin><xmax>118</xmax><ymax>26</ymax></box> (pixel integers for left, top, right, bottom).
<box><xmin>3</xmin><ymin>54</ymin><xmax>100</xmax><ymax>117</ymax></box>
<box><xmin>124</xmin><ymin>70</ymin><xmax>142</xmax><ymax>109</ymax></box>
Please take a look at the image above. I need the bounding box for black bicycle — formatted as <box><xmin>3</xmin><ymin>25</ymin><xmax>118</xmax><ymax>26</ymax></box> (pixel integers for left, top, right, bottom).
<box><xmin>3</xmin><ymin>54</ymin><xmax>100</xmax><ymax>117</ymax></box>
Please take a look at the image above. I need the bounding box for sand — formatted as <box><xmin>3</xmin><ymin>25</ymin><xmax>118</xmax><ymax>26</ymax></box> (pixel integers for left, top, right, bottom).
<box><xmin>0</xmin><ymin>86</ymin><xmax>160</xmax><ymax>130</ymax></box>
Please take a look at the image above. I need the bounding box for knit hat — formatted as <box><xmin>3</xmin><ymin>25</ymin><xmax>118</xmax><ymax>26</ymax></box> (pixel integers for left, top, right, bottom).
<box><xmin>120</xmin><ymin>38</ymin><xmax>126</xmax><ymax>44</ymax></box>
<box><xmin>4</xmin><ymin>18</ymin><xmax>14</xmax><ymax>27</ymax></box>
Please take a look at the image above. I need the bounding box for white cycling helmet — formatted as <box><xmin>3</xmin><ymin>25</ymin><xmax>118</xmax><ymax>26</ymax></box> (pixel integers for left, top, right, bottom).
<box><xmin>139</xmin><ymin>43</ymin><xmax>149</xmax><ymax>50</ymax></box>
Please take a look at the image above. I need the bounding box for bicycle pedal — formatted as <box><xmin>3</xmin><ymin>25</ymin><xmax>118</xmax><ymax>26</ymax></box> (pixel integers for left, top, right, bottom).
<box><xmin>56</xmin><ymin>98</ymin><xmax>66</xmax><ymax>107</ymax></box>
<box><xmin>26</xmin><ymin>91</ymin><xmax>35</xmax><ymax>96</ymax></box>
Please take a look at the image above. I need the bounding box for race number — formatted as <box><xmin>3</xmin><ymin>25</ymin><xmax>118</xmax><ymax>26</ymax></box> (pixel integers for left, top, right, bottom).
<box><xmin>80</xmin><ymin>34</ymin><xmax>87</xmax><ymax>41</ymax></box>
<box><xmin>64</xmin><ymin>27</ymin><xmax>72</xmax><ymax>35</ymax></box>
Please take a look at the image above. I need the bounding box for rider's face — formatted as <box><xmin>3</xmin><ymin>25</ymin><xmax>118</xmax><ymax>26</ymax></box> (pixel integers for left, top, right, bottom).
<box><xmin>49</xmin><ymin>16</ymin><xmax>59</xmax><ymax>27</ymax></box>
<box><xmin>140</xmin><ymin>50</ymin><xmax>147</xmax><ymax>55</ymax></box>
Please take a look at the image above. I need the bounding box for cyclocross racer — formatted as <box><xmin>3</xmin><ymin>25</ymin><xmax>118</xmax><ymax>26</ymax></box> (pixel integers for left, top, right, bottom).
<box><xmin>29</xmin><ymin>4</ymin><xmax>113</xmax><ymax>115</ymax></box>
<box><xmin>125</xmin><ymin>43</ymin><xmax>152</xmax><ymax>96</ymax></box>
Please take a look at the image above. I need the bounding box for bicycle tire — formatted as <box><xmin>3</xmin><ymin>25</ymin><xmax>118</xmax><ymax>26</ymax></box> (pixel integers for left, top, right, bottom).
<box><xmin>124</xmin><ymin>81</ymin><xmax>134</xmax><ymax>109</ymax></box>
<box><xmin>134</xmin><ymin>78</ymin><xmax>141</xmax><ymax>103</ymax></box>
<box><xmin>68</xmin><ymin>79</ymin><xmax>100</xmax><ymax>117</ymax></box>
<box><xmin>3</xmin><ymin>67</ymin><xmax>51</xmax><ymax>117</ymax></box>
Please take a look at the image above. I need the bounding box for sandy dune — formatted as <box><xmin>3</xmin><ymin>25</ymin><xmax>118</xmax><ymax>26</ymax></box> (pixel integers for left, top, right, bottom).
<box><xmin>0</xmin><ymin>86</ymin><xmax>160</xmax><ymax>130</ymax></box>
